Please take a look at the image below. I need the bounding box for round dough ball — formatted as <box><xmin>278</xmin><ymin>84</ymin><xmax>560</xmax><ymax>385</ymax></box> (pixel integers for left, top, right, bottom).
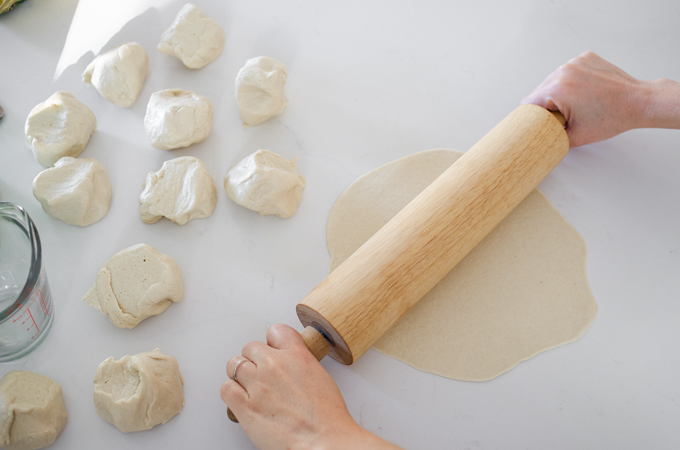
<box><xmin>224</xmin><ymin>149</ymin><xmax>305</xmax><ymax>218</ymax></box>
<box><xmin>144</xmin><ymin>89</ymin><xmax>213</xmax><ymax>150</ymax></box>
<box><xmin>0</xmin><ymin>371</ymin><xmax>67</xmax><ymax>450</ymax></box>
<box><xmin>32</xmin><ymin>156</ymin><xmax>112</xmax><ymax>227</ymax></box>
<box><xmin>157</xmin><ymin>3</ymin><xmax>225</xmax><ymax>69</ymax></box>
<box><xmin>25</xmin><ymin>91</ymin><xmax>97</xmax><ymax>167</ymax></box>
<box><xmin>82</xmin><ymin>42</ymin><xmax>148</xmax><ymax>108</ymax></box>
<box><xmin>82</xmin><ymin>243</ymin><xmax>184</xmax><ymax>329</ymax></box>
<box><xmin>93</xmin><ymin>349</ymin><xmax>184</xmax><ymax>433</ymax></box>
<box><xmin>139</xmin><ymin>156</ymin><xmax>217</xmax><ymax>225</ymax></box>
<box><xmin>235</xmin><ymin>56</ymin><xmax>288</xmax><ymax>126</ymax></box>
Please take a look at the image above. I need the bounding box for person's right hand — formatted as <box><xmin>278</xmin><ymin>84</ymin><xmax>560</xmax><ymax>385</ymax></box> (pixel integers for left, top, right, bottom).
<box><xmin>522</xmin><ymin>51</ymin><xmax>680</xmax><ymax>148</ymax></box>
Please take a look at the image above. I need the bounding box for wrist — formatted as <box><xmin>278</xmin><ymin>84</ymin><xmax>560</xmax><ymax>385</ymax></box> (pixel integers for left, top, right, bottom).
<box><xmin>309</xmin><ymin>418</ymin><xmax>401</xmax><ymax>450</ymax></box>
<box><xmin>637</xmin><ymin>78</ymin><xmax>680</xmax><ymax>129</ymax></box>
<box><xmin>292</xmin><ymin>414</ymin><xmax>357</xmax><ymax>450</ymax></box>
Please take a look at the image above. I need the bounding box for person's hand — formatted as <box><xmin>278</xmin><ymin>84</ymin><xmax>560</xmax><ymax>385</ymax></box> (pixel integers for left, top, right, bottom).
<box><xmin>220</xmin><ymin>323</ymin><xmax>401</xmax><ymax>450</ymax></box>
<box><xmin>522</xmin><ymin>51</ymin><xmax>680</xmax><ymax>148</ymax></box>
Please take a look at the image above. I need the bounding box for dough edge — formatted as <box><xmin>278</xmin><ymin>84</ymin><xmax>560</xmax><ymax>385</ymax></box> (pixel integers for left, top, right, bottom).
<box><xmin>326</xmin><ymin>148</ymin><xmax>598</xmax><ymax>382</ymax></box>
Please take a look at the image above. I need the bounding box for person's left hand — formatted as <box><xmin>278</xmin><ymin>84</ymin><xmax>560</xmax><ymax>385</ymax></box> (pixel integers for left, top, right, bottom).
<box><xmin>221</xmin><ymin>324</ymin><xmax>401</xmax><ymax>449</ymax></box>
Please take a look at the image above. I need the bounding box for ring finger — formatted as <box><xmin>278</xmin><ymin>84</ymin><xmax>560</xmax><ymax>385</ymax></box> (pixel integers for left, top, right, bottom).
<box><xmin>226</xmin><ymin>356</ymin><xmax>257</xmax><ymax>389</ymax></box>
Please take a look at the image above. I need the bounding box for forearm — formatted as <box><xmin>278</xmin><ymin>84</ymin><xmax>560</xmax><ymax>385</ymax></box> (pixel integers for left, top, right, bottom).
<box><xmin>339</xmin><ymin>427</ymin><xmax>403</xmax><ymax>450</ymax></box>
<box><xmin>311</xmin><ymin>419</ymin><xmax>403</xmax><ymax>450</ymax></box>
<box><xmin>638</xmin><ymin>78</ymin><xmax>680</xmax><ymax>129</ymax></box>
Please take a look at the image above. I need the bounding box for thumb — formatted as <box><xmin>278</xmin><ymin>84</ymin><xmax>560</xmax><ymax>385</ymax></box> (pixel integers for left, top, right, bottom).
<box><xmin>266</xmin><ymin>323</ymin><xmax>307</xmax><ymax>350</ymax></box>
<box><xmin>521</xmin><ymin>90</ymin><xmax>548</xmax><ymax>108</ymax></box>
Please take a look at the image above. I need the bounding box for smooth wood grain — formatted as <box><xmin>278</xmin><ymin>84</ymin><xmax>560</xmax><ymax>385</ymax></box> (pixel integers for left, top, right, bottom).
<box><xmin>297</xmin><ymin>104</ymin><xmax>569</xmax><ymax>364</ymax></box>
<box><xmin>300</xmin><ymin>326</ymin><xmax>332</xmax><ymax>361</ymax></box>
<box><xmin>551</xmin><ymin>110</ymin><xmax>567</xmax><ymax>127</ymax></box>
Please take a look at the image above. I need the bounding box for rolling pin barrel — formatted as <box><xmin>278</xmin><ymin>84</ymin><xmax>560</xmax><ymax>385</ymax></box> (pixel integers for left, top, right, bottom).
<box><xmin>296</xmin><ymin>105</ymin><xmax>569</xmax><ymax>365</ymax></box>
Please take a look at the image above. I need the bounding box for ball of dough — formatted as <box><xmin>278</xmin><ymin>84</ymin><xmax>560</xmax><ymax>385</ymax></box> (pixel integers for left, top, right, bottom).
<box><xmin>25</xmin><ymin>91</ymin><xmax>97</xmax><ymax>167</ymax></box>
<box><xmin>139</xmin><ymin>156</ymin><xmax>217</xmax><ymax>225</ymax></box>
<box><xmin>157</xmin><ymin>3</ymin><xmax>225</xmax><ymax>69</ymax></box>
<box><xmin>224</xmin><ymin>149</ymin><xmax>305</xmax><ymax>219</ymax></box>
<box><xmin>235</xmin><ymin>56</ymin><xmax>288</xmax><ymax>126</ymax></box>
<box><xmin>32</xmin><ymin>157</ymin><xmax>111</xmax><ymax>227</ymax></box>
<box><xmin>144</xmin><ymin>89</ymin><xmax>213</xmax><ymax>150</ymax></box>
<box><xmin>0</xmin><ymin>371</ymin><xmax>67</xmax><ymax>450</ymax></box>
<box><xmin>82</xmin><ymin>244</ymin><xmax>184</xmax><ymax>328</ymax></box>
<box><xmin>93</xmin><ymin>349</ymin><xmax>184</xmax><ymax>433</ymax></box>
<box><xmin>82</xmin><ymin>42</ymin><xmax>148</xmax><ymax>108</ymax></box>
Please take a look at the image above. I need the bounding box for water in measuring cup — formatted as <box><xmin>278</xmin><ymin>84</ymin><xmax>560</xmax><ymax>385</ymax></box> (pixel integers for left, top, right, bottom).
<box><xmin>0</xmin><ymin>267</ymin><xmax>54</xmax><ymax>360</ymax></box>
<box><xmin>0</xmin><ymin>203</ymin><xmax>55</xmax><ymax>361</ymax></box>
<box><xmin>0</xmin><ymin>289</ymin><xmax>19</xmax><ymax>311</ymax></box>
<box><xmin>0</xmin><ymin>289</ymin><xmax>19</xmax><ymax>314</ymax></box>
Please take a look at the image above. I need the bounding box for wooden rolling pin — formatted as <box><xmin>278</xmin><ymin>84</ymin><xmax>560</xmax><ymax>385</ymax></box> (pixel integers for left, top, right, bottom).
<box><xmin>297</xmin><ymin>104</ymin><xmax>568</xmax><ymax>362</ymax></box>
<box><xmin>228</xmin><ymin>104</ymin><xmax>567</xmax><ymax>422</ymax></box>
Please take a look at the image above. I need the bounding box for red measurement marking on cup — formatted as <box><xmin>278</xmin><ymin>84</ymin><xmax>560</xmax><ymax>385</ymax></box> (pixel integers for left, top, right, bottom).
<box><xmin>12</xmin><ymin>293</ymin><xmax>42</xmax><ymax>339</ymax></box>
<box><xmin>38</xmin><ymin>290</ymin><xmax>48</xmax><ymax>316</ymax></box>
<box><xmin>25</xmin><ymin>285</ymin><xmax>46</xmax><ymax>315</ymax></box>
<box><xmin>27</xmin><ymin>309</ymin><xmax>39</xmax><ymax>338</ymax></box>
<box><xmin>3</xmin><ymin>298</ymin><xmax>22</xmax><ymax>317</ymax></box>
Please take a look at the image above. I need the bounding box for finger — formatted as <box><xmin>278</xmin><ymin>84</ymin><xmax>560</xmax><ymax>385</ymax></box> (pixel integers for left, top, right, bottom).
<box><xmin>521</xmin><ymin>91</ymin><xmax>570</xmax><ymax>125</ymax></box>
<box><xmin>226</xmin><ymin>356</ymin><xmax>257</xmax><ymax>388</ymax></box>
<box><xmin>521</xmin><ymin>91</ymin><xmax>548</xmax><ymax>108</ymax></box>
<box><xmin>547</xmin><ymin>98</ymin><xmax>572</xmax><ymax>128</ymax></box>
<box><xmin>220</xmin><ymin>378</ymin><xmax>248</xmax><ymax>410</ymax></box>
<box><xmin>226</xmin><ymin>355</ymin><xmax>250</xmax><ymax>378</ymax></box>
<box><xmin>576</xmin><ymin>51</ymin><xmax>604</xmax><ymax>70</ymax></box>
<box><xmin>242</xmin><ymin>340</ymin><xmax>272</xmax><ymax>363</ymax></box>
<box><xmin>578</xmin><ymin>50</ymin><xmax>597</xmax><ymax>60</ymax></box>
<box><xmin>566</xmin><ymin>126</ymin><xmax>590</xmax><ymax>149</ymax></box>
<box><xmin>266</xmin><ymin>323</ymin><xmax>307</xmax><ymax>350</ymax></box>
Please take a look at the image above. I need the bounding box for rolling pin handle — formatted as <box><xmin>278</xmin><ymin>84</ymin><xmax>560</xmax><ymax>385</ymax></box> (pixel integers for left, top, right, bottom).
<box><xmin>227</xmin><ymin>408</ymin><xmax>238</xmax><ymax>422</ymax></box>
<box><xmin>550</xmin><ymin>110</ymin><xmax>567</xmax><ymax>127</ymax></box>
<box><xmin>300</xmin><ymin>326</ymin><xmax>332</xmax><ymax>361</ymax></box>
<box><xmin>227</xmin><ymin>326</ymin><xmax>332</xmax><ymax>423</ymax></box>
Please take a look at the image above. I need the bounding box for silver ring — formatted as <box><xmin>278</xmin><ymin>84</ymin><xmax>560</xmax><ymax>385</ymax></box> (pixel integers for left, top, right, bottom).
<box><xmin>232</xmin><ymin>358</ymin><xmax>247</xmax><ymax>382</ymax></box>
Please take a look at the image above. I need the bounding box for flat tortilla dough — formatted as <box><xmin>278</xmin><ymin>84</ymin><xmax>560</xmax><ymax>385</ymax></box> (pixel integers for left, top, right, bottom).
<box><xmin>327</xmin><ymin>149</ymin><xmax>597</xmax><ymax>381</ymax></box>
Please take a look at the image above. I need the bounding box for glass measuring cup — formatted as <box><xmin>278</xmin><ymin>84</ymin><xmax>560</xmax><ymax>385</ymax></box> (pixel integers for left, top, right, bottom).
<box><xmin>0</xmin><ymin>202</ymin><xmax>54</xmax><ymax>361</ymax></box>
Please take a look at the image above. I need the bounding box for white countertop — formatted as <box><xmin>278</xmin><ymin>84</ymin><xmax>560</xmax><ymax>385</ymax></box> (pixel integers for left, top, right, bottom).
<box><xmin>1</xmin><ymin>1</ymin><xmax>679</xmax><ymax>448</ymax></box>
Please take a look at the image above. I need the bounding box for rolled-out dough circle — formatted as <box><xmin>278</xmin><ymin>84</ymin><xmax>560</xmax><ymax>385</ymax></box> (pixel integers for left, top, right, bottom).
<box><xmin>327</xmin><ymin>149</ymin><xmax>597</xmax><ymax>381</ymax></box>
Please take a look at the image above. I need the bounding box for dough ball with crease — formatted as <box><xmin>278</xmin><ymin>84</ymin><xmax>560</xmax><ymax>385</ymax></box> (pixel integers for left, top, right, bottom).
<box><xmin>144</xmin><ymin>89</ymin><xmax>213</xmax><ymax>150</ymax></box>
<box><xmin>139</xmin><ymin>156</ymin><xmax>217</xmax><ymax>225</ymax></box>
<box><xmin>235</xmin><ymin>56</ymin><xmax>288</xmax><ymax>126</ymax></box>
<box><xmin>82</xmin><ymin>244</ymin><xmax>183</xmax><ymax>329</ymax></box>
<box><xmin>25</xmin><ymin>91</ymin><xmax>96</xmax><ymax>167</ymax></box>
<box><xmin>32</xmin><ymin>157</ymin><xmax>111</xmax><ymax>227</ymax></box>
<box><xmin>82</xmin><ymin>42</ymin><xmax>148</xmax><ymax>108</ymax></box>
<box><xmin>157</xmin><ymin>3</ymin><xmax>225</xmax><ymax>69</ymax></box>
<box><xmin>0</xmin><ymin>371</ymin><xmax>67</xmax><ymax>450</ymax></box>
<box><xmin>93</xmin><ymin>349</ymin><xmax>183</xmax><ymax>433</ymax></box>
<box><xmin>224</xmin><ymin>149</ymin><xmax>305</xmax><ymax>219</ymax></box>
